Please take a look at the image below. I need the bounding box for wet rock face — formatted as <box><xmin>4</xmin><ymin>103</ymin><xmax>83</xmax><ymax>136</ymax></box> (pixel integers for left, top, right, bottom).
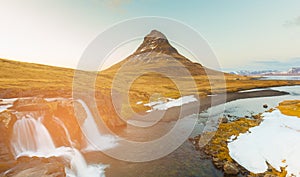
<box><xmin>51</xmin><ymin>99</ymin><xmax>86</xmax><ymax>148</ymax></box>
<box><xmin>0</xmin><ymin>111</ymin><xmax>16</xmax><ymax>172</ymax></box>
<box><xmin>3</xmin><ymin>156</ymin><xmax>66</xmax><ymax>177</ymax></box>
<box><xmin>5</xmin><ymin>96</ymin><xmax>125</xmax><ymax>148</ymax></box>
<box><xmin>11</xmin><ymin>98</ymin><xmax>86</xmax><ymax>148</ymax></box>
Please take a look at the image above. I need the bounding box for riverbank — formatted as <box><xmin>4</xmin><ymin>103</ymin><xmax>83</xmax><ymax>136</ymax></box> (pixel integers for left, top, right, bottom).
<box><xmin>83</xmin><ymin>87</ymin><xmax>299</xmax><ymax>177</ymax></box>
<box><xmin>0</xmin><ymin>86</ymin><xmax>299</xmax><ymax>177</ymax></box>
<box><xmin>192</xmin><ymin>99</ymin><xmax>300</xmax><ymax>176</ymax></box>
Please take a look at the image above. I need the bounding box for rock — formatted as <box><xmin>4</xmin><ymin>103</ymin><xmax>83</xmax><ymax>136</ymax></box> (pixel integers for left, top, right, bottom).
<box><xmin>11</xmin><ymin>98</ymin><xmax>86</xmax><ymax>148</ymax></box>
<box><xmin>212</xmin><ymin>157</ymin><xmax>219</xmax><ymax>163</ymax></box>
<box><xmin>223</xmin><ymin>161</ymin><xmax>239</xmax><ymax>175</ymax></box>
<box><xmin>73</xmin><ymin>101</ymin><xmax>87</xmax><ymax>125</ymax></box>
<box><xmin>212</xmin><ymin>157</ymin><xmax>223</xmax><ymax>169</ymax></box>
<box><xmin>0</xmin><ymin>110</ymin><xmax>16</xmax><ymax>129</ymax></box>
<box><xmin>0</xmin><ymin>124</ymin><xmax>16</xmax><ymax>172</ymax></box>
<box><xmin>11</xmin><ymin>97</ymin><xmax>50</xmax><ymax>112</ymax></box>
<box><xmin>220</xmin><ymin>117</ymin><xmax>228</xmax><ymax>123</ymax></box>
<box><xmin>4</xmin><ymin>156</ymin><xmax>66</xmax><ymax>177</ymax></box>
<box><xmin>263</xmin><ymin>104</ymin><xmax>268</xmax><ymax>109</ymax></box>
<box><xmin>48</xmin><ymin>99</ymin><xmax>85</xmax><ymax>148</ymax></box>
<box><xmin>0</xmin><ymin>110</ymin><xmax>16</xmax><ymax>171</ymax></box>
<box><xmin>252</xmin><ymin>114</ymin><xmax>261</xmax><ymax>119</ymax></box>
<box><xmin>264</xmin><ymin>174</ymin><xmax>278</xmax><ymax>177</ymax></box>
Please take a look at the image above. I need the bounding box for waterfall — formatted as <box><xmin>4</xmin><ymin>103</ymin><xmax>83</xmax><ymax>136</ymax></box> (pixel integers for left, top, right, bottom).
<box><xmin>10</xmin><ymin>113</ymin><xmax>107</xmax><ymax>177</ymax></box>
<box><xmin>11</xmin><ymin>116</ymin><xmax>56</xmax><ymax>157</ymax></box>
<box><xmin>77</xmin><ymin>99</ymin><xmax>118</xmax><ymax>152</ymax></box>
<box><xmin>53</xmin><ymin>116</ymin><xmax>74</xmax><ymax>147</ymax></box>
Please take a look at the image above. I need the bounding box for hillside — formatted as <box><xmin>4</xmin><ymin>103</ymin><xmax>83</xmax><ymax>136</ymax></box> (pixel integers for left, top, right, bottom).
<box><xmin>0</xmin><ymin>58</ymin><xmax>74</xmax><ymax>98</ymax></box>
<box><xmin>98</xmin><ymin>30</ymin><xmax>300</xmax><ymax>112</ymax></box>
<box><xmin>0</xmin><ymin>30</ymin><xmax>300</xmax><ymax>120</ymax></box>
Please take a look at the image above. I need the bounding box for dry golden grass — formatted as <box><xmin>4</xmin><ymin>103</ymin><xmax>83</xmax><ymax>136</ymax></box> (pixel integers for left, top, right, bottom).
<box><xmin>278</xmin><ymin>100</ymin><xmax>300</xmax><ymax>118</ymax></box>
<box><xmin>1</xmin><ymin>57</ymin><xmax>300</xmax><ymax>117</ymax></box>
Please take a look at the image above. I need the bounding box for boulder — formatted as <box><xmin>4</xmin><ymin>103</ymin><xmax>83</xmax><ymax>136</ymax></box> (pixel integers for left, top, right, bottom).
<box><xmin>223</xmin><ymin>161</ymin><xmax>239</xmax><ymax>175</ymax></box>
<box><xmin>219</xmin><ymin>117</ymin><xmax>228</xmax><ymax>123</ymax></box>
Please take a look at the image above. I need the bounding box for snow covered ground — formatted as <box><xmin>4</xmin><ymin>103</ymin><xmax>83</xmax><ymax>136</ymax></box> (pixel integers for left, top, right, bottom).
<box><xmin>228</xmin><ymin>110</ymin><xmax>300</xmax><ymax>176</ymax></box>
<box><xmin>143</xmin><ymin>95</ymin><xmax>198</xmax><ymax>112</ymax></box>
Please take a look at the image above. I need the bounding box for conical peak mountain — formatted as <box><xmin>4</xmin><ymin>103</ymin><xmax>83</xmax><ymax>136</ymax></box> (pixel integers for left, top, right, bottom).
<box><xmin>133</xmin><ymin>30</ymin><xmax>179</xmax><ymax>56</ymax></box>
<box><xmin>105</xmin><ymin>30</ymin><xmax>210</xmax><ymax>76</ymax></box>
<box><xmin>145</xmin><ymin>30</ymin><xmax>167</xmax><ymax>40</ymax></box>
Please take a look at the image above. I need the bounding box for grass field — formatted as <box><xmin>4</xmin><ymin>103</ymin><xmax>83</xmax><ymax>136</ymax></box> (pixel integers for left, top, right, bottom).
<box><xmin>1</xmin><ymin>57</ymin><xmax>299</xmax><ymax>119</ymax></box>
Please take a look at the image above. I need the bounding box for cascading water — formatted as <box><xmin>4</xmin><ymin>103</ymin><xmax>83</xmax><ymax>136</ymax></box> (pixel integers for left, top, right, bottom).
<box><xmin>53</xmin><ymin>116</ymin><xmax>74</xmax><ymax>147</ymax></box>
<box><xmin>10</xmin><ymin>104</ymin><xmax>109</xmax><ymax>177</ymax></box>
<box><xmin>11</xmin><ymin>116</ymin><xmax>56</xmax><ymax>157</ymax></box>
<box><xmin>77</xmin><ymin>99</ymin><xmax>118</xmax><ymax>152</ymax></box>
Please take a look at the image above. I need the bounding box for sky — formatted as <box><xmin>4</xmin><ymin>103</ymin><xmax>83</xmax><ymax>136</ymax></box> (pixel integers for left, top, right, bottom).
<box><xmin>0</xmin><ymin>0</ymin><xmax>299</xmax><ymax>71</ymax></box>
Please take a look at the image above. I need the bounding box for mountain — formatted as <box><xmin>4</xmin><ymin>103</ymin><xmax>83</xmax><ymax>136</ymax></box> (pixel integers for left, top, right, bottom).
<box><xmin>0</xmin><ymin>30</ymin><xmax>300</xmax><ymax>118</ymax></box>
<box><xmin>230</xmin><ymin>67</ymin><xmax>300</xmax><ymax>76</ymax></box>
<box><xmin>98</xmin><ymin>30</ymin><xmax>300</xmax><ymax>115</ymax></box>
<box><xmin>287</xmin><ymin>67</ymin><xmax>300</xmax><ymax>74</ymax></box>
<box><xmin>99</xmin><ymin>30</ymin><xmax>235</xmax><ymax>109</ymax></box>
<box><xmin>229</xmin><ymin>70</ymin><xmax>280</xmax><ymax>76</ymax></box>
<box><xmin>103</xmin><ymin>30</ymin><xmax>221</xmax><ymax>77</ymax></box>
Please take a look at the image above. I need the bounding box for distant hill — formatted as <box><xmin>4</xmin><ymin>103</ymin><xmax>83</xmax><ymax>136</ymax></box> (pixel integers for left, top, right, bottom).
<box><xmin>230</xmin><ymin>67</ymin><xmax>300</xmax><ymax>76</ymax></box>
<box><xmin>287</xmin><ymin>67</ymin><xmax>300</xmax><ymax>74</ymax></box>
<box><xmin>229</xmin><ymin>70</ymin><xmax>280</xmax><ymax>76</ymax></box>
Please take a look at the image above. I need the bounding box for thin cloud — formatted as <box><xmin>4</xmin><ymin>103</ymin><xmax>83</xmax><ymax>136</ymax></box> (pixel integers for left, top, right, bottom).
<box><xmin>283</xmin><ymin>16</ymin><xmax>300</xmax><ymax>27</ymax></box>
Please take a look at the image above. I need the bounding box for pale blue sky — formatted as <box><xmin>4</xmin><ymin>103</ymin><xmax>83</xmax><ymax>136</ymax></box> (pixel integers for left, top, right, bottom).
<box><xmin>0</xmin><ymin>0</ymin><xmax>299</xmax><ymax>71</ymax></box>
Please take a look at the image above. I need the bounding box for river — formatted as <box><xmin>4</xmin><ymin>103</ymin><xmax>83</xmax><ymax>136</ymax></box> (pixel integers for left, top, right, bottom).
<box><xmin>1</xmin><ymin>85</ymin><xmax>299</xmax><ymax>177</ymax></box>
<box><xmin>84</xmin><ymin>85</ymin><xmax>300</xmax><ymax>177</ymax></box>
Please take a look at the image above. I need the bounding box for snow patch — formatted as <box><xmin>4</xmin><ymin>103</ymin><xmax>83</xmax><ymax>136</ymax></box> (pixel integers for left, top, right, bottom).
<box><xmin>228</xmin><ymin>110</ymin><xmax>300</xmax><ymax>176</ymax></box>
<box><xmin>144</xmin><ymin>95</ymin><xmax>197</xmax><ymax>112</ymax></box>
